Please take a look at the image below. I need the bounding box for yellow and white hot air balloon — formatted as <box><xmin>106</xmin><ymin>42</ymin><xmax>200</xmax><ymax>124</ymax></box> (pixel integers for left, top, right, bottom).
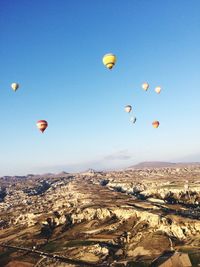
<box><xmin>155</xmin><ymin>86</ymin><xmax>161</xmax><ymax>94</ymax></box>
<box><xmin>125</xmin><ymin>105</ymin><xmax>132</xmax><ymax>113</ymax></box>
<box><xmin>11</xmin><ymin>83</ymin><xmax>19</xmax><ymax>92</ymax></box>
<box><xmin>102</xmin><ymin>53</ymin><xmax>116</xmax><ymax>69</ymax></box>
<box><xmin>142</xmin><ymin>82</ymin><xmax>149</xmax><ymax>91</ymax></box>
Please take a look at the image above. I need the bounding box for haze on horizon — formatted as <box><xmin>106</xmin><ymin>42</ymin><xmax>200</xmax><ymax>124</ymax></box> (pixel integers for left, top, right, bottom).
<box><xmin>0</xmin><ymin>0</ymin><xmax>200</xmax><ymax>176</ymax></box>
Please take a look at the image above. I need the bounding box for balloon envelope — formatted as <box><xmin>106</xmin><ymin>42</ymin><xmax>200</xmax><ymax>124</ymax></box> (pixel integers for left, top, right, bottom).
<box><xmin>36</xmin><ymin>120</ymin><xmax>48</xmax><ymax>133</ymax></box>
<box><xmin>102</xmin><ymin>53</ymin><xmax>116</xmax><ymax>69</ymax></box>
<box><xmin>125</xmin><ymin>105</ymin><xmax>132</xmax><ymax>113</ymax></box>
<box><xmin>130</xmin><ymin>117</ymin><xmax>136</xmax><ymax>123</ymax></box>
<box><xmin>152</xmin><ymin>121</ymin><xmax>160</xmax><ymax>128</ymax></box>
<box><xmin>11</xmin><ymin>83</ymin><xmax>19</xmax><ymax>91</ymax></box>
<box><xmin>142</xmin><ymin>82</ymin><xmax>149</xmax><ymax>91</ymax></box>
<box><xmin>155</xmin><ymin>86</ymin><xmax>161</xmax><ymax>94</ymax></box>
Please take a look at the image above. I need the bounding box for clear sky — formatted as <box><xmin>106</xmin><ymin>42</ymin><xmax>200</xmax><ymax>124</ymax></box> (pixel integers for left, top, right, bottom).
<box><xmin>0</xmin><ymin>0</ymin><xmax>200</xmax><ymax>175</ymax></box>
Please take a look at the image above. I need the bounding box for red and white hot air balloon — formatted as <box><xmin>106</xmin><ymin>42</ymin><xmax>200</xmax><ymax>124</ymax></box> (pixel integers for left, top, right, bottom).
<box><xmin>36</xmin><ymin>120</ymin><xmax>48</xmax><ymax>133</ymax></box>
<box><xmin>152</xmin><ymin>121</ymin><xmax>160</xmax><ymax>128</ymax></box>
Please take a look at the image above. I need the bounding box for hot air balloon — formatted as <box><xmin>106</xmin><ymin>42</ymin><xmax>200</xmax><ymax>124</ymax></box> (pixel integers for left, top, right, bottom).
<box><xmin>125</xmin><ymin>105</ymin><xmax>132</xmax><ymax>113</ymax></box>
<box><xmin>155</xmin><ymin>86</ymin><xmax>161</xmax><ymax>94</ymax></box>
<box><xmin>102</xmin><ymin>53</ymin><xmax>116</xmax><ymax>69</ymax></box>
<box><xmin>142</xmin><ymin>82</ymin><xmax>149</xmax><ymax>91</ymax></box>
<box><xmin>36</xmin><ymin>120</ymin><xmax>48</xmax><ymax>133</ymax></box>
<box><xmin>130</xmin><ymin>116</ymin><xmax>136</xmax><ymax>124</ymax></box>
<box><xmin>152</xmin><ymin>121</ymin><xmax>159</xmax><ymax>128</ymax></box>
<box><xmin>11</xmin><ymin>83</ymin><xmax>19</xmax><ymax>92</ymax></box>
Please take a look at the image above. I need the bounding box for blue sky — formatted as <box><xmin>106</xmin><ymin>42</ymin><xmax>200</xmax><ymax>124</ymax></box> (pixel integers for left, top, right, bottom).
<box><xmin>0</xmin><ymin>0</ymin><xmax>200</xmax><ymax>175</ymax></box>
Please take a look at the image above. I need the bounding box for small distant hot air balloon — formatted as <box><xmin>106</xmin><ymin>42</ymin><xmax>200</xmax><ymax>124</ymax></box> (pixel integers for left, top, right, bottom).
<box><xmin>36</xmin><ymin>120</ymin><xmax>48</xmax><ymax>133</ymax></box>
<box><xmin>152</xmin><ymin>121</ymin><xmax>160</xmax><ymax>128</ymax></box>
<box><xmin>155</xmin><ymin>86</ymin><xmax>161</xmax><ymax>94</ymax></box>
<box><xmin>102</xmin><ymin>53</ymin><xmax>116</xmax><ymax>69</ymax></box>
<box><xmin>142</xmin><ymin>82</ymin><xmax>149</xmax><ymax>91</ymax></box>
<box><xmin>11</xmin><ymin>83</ymin><xmax>19</xmax><ymax>92</ymax></box>
<box><xmin>125</xmin><ymin>105</ymin><xmax>132</xmax><ymax>113</ymax></box>
<box><xmin>130</xmin><ymin>116</ymin><xmax>136</xmax><ymax>124</ymax></box>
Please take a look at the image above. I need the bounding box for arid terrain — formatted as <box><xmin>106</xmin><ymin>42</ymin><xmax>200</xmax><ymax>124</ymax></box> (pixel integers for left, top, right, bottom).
<box><xmin>0</xmin><ymin>163</ymin><xmax>200</xmax><ymax>266</ymax></box>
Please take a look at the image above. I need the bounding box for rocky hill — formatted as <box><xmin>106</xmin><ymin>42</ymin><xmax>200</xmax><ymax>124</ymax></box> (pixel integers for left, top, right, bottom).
<box><xmin>128</xmin><ymin>161</ymin><xmax>200</xmax><ymax>169</ymax></box>
<box><xmin>0</xmin><ymin>166</ymin><xmax>200</xmax><ymax>266</ymax></box>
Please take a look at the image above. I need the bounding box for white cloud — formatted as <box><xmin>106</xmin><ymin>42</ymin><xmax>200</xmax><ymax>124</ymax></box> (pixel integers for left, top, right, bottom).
<box><xmin>104</xmin><ymin>150</ymin><xmax>133</xmax><ymax>161</ymax></box>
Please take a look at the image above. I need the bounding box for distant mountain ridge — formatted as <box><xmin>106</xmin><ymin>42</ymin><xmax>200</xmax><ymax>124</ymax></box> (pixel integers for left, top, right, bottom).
<box><xmin>128</xmin><ymin>161</ymin><xmax>200</xmax><ymax>169</ymax></box>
